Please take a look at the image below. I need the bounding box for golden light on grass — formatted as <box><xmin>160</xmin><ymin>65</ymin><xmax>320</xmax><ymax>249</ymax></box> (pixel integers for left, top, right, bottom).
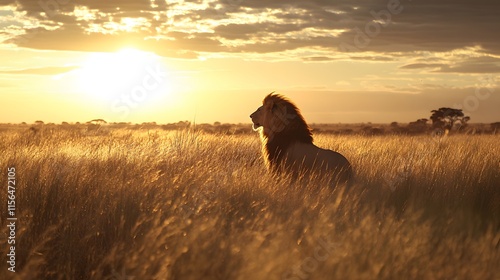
<box><xmin>0</xmin><ymin>125</ymin><xmax>498</xmax><ymax>279</ymax></box>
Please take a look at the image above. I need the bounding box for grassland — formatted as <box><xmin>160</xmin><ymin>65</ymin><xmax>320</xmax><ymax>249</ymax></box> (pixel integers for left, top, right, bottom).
<box><xmin>0</xmin><ymin>126</ymin><xmax>499</xmax><ymax>279</ymax></box>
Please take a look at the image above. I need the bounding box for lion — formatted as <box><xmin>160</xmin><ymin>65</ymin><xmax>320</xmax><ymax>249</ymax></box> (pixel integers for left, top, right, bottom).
<box><xmin>250</xmin><ymin>93</ymin><xmax>353</xmax><ymax>186</ymax></box>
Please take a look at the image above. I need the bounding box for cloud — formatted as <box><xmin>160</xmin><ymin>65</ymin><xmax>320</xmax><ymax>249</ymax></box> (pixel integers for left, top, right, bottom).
<box><xmin>400</xmin><ymin>63</ymin><xmax>445</xmax><ymax>69</ymax></box>
<box><xmin>336</xmin><ymin>81</ymin><xmax>351</xmax><ymax>86</ymax></box>
<box><xmin>0</xmin><ymin>65</ymin><xmax>79</xmax><ymax>75</ymax></box>
<box><xmin>0</xmin><ymin>0</ymin><xmax>499</xmax><ymax>63</ymax></box>
<box><xmin>400</xmin><ymin>56</ymin><xmax>500</xmax><ymax>73</ymax></box>
<box><xmin>350</xmin><ymin>56</ymin><xmax>396</xmax><ymax>62</ymax></box>
<box><xmin>436</xmin><ymin>57</ymin><xmax>500</xmax><ymax>73</ymax></box>
<box><xmin>302</xmin><ymin>56</ymin><xmax>336</xmax><ymax>62</ymax></box>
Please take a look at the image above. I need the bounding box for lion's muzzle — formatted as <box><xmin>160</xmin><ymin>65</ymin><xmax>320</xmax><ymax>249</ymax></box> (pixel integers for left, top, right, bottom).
<box><xmin>250</xmin><ymin>111</ymin><xmax>262</xmax><ymax>129</ymax></box>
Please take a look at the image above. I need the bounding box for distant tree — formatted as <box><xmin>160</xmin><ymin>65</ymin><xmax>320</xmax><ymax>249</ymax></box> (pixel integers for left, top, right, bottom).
<box><xmin>371</xmin><ymin>127</ymin><xmax>384</xmax><ymax>135</ymax></box>
<box><xmin>341</xmin><ymin>128</ymin><xmax>353</xmax><ymax>135</ymax></box>
<box><xmin>491</xmin><ymin>122</ymin><xmax>500</xmax><ymax>134</ymax></box>
<box><xmin>86</xmin><ymin>119</ymin><xmax>107</xmax><ymax>134</ymax></box>
<box><xmin>389</xmin><ymin>122</ymin><xmax>403</xmax><ymax>134</ymax></box>
<box><xmin>141</xmin><ymin>122</ymin><xmax>157</xmax><ymax>127</ymax></box>
<box><xmin>407</xmin><ymin>118</ymin><xmax>429</xmax><ymax>134</ymax></box>
<box><xmin>88</xmin><ymin>119</ymin><xmax>107</xmax><ymax>125</ymax></box>
<box><xmin>430</xmin><ymin>108</ymin><xmax>469</xmax><ymax>131</ymax></box>
<box><xmin>361</xmin><ymin>125</ymin><xmax>372</xmax><ymax>134</ymax></box>
<box><xmin>35</xmin><ymin>120</ymin><xmax>44</xmax><ymax>125</ymax></box>
<box><xmin>215</xmin><ymin>124</ymin><xmax>232</xmax><ymax>134</ymax></box>
<box><xmin>458</xmin><ymin>116</ymin><xmax>471</xmax><ymax>131</ymax></box>
<box><xmin>176</xmin><ymin>121</ymin><xmax>191</xmax><ymax>129</ymax></box>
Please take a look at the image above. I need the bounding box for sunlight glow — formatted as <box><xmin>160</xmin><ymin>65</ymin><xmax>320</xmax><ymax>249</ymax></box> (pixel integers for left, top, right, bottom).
<box><xmin>76</xmin><ymin>48</ymin><xmax>169</xmax><ymax>102</ymax></box>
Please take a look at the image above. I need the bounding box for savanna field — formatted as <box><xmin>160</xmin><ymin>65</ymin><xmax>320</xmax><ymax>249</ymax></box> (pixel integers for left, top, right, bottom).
<box><xmin>0</xmin><ymin>125</ymin><xmax>499</xmax><ymax>279</ymax></box>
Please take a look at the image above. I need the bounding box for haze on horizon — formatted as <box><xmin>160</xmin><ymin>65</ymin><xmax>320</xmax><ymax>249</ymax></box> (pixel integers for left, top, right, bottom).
<box><xmin>0</xmin><ymin>0</ymin><xmax>499</xmax><ymax>124</ymax></box>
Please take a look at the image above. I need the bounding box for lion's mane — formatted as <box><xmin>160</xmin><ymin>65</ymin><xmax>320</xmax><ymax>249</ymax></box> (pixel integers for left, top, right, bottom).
<box><xmin>259</xmin><ymin>93</ymin><xmax>313</xmax><ymax>170</ymax></box>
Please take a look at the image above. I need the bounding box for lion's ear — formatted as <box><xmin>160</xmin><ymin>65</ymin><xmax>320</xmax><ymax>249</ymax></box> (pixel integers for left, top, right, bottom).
<box><xmin>264</xmin><ymin>99</ymin><xmax>275</xmax><ymax>111</ymax></box>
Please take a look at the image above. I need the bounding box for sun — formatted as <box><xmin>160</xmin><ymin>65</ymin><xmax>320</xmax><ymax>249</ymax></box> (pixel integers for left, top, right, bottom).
<box><xmin>76</xmin><ymin>48</ymin><xmax>170</xmax><ymax>103</ymax></box>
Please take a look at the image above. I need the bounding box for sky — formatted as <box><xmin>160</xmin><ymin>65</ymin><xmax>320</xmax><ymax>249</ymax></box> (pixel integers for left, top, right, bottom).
<box><xmin>0</xmin><ymin>0</ymin><xmax>499</xmax><ymax>124</ymax></box>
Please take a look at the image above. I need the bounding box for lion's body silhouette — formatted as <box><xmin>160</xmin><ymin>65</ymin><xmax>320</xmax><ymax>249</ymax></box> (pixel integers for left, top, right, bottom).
<box><xmin>250</xmin><ymin>93</ymin><xmax>353</xmax><ymax>186</ymax></box>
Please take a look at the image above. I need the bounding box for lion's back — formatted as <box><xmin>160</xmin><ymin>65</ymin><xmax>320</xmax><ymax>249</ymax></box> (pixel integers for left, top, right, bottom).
<box><xmin>284</xmin><ymin>142</ymin><xmax>353</xmax><ymax>184</ymax></box>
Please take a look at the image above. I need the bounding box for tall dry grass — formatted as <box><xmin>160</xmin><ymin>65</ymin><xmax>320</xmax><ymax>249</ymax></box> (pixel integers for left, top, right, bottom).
<box><xmin>0</xmin><ymin>127</ymin><xmax>499</xmax><ymax>279</ymax></box>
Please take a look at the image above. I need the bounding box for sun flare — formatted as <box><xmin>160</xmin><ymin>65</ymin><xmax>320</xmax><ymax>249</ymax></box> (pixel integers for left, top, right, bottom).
<box><xmin>76</xmin><ymin>48</ymin><xmax>169</xmax><ymax>102</ymax></box>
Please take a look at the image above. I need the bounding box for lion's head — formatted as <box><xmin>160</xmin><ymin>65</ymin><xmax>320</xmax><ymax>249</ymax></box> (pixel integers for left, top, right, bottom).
<box><xmin>250</xmin><ymin>93</ymin><xmax>312</xmax><ymax>140</ymax></box>
<box><xmin>250</xmin><ymin>93</ymin><xmax>313</xmax><ymax>169</ymax></box>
